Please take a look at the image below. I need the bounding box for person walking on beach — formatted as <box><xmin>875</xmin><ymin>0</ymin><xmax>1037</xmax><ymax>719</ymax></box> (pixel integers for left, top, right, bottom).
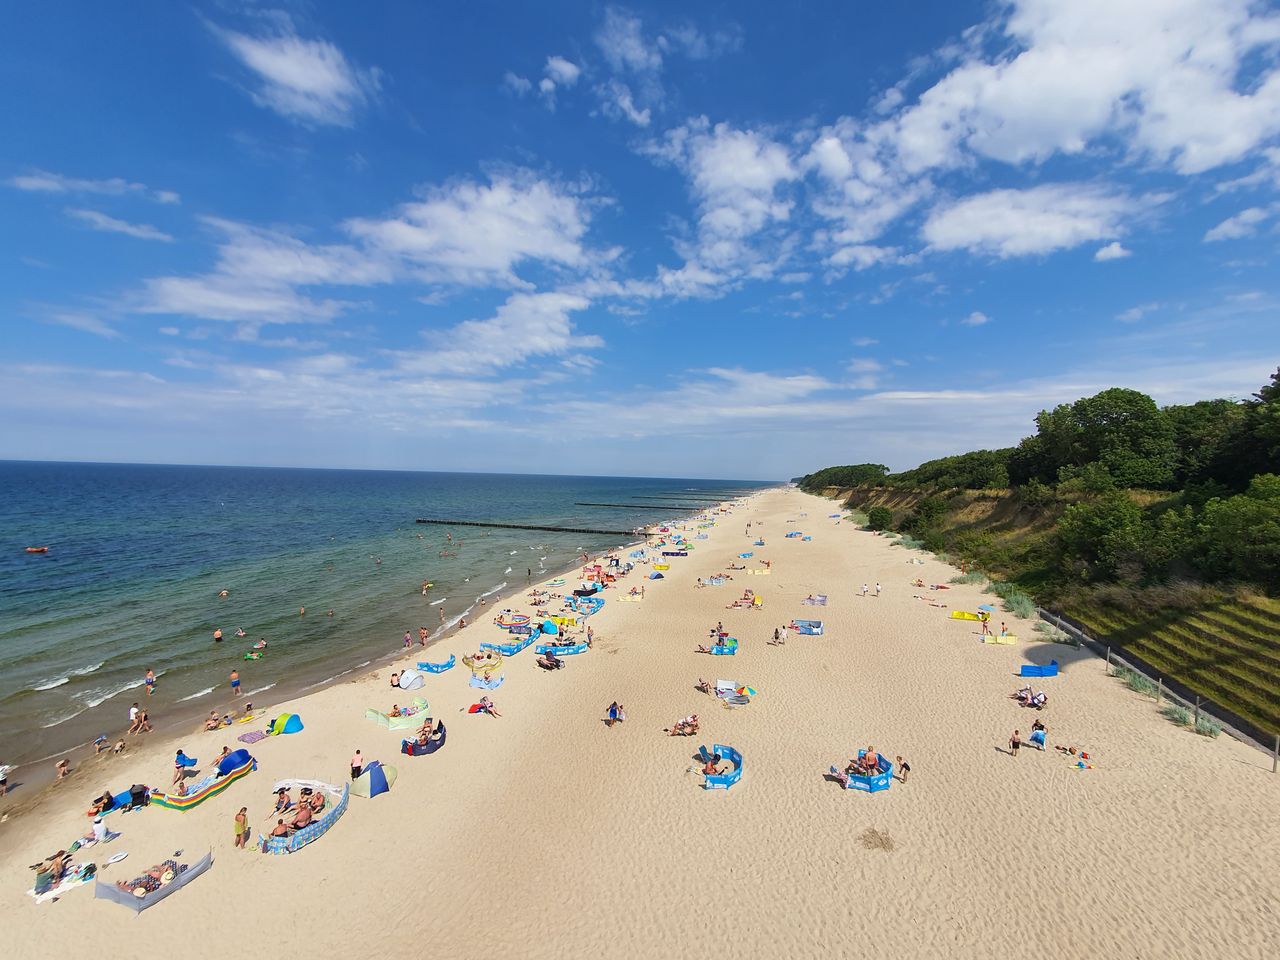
<box><xmin>439</xmin><ymin>607</ymin><xmax>445</xmax><ymax>623</ymax></box>
<box><xmin>419</xmin><ymin>627</ymin><xmax>428</xmax><ymax>646</ymax></box>
<box><xmin>234</xmin><ymin>807</ymin><xmax>249</xmax><ymax>849</ymax></box>
<box><xmin>128</xmin><ymin>702</ymin><xmax>141</xmax><ymax>733</ymax></box>
<box><xmin>1000</xmin><ymin>621</ymin><xmax>1008</xmax><ymax>637</ymax></box>
<box><xmin>230</xmin><ymin>669</ymin><xmax>241</xmax><ymax>696</ymax></box>
<box><xmin>144</xmin><ymin>668</ymin><xmax>156</xmax><ymax>696</ymax></box>
<box><xmin>586</xmin><ymin>626</ymin><xmax>594</xmax><ymax>647</ymax></box>
<box><xmin>137</xmin><ymin>708</ymin><xmax>152</xmax><ymax>734</ymax></box>
<box><xmin>861</xmin><ymin>583</ymin><xmax>868</xmax><ymax>597</ymax></box>
<box><xmin>1009</xmin><ymin>730</ymin><xmax>1022</xmax><ymax>757</ymax></box>
<box><xmin>351</xmin><ymin>750</ymin><xmax>363</xmax><ymax>780</ymax></box>
<box><xmin>896</xmin><ymin>756</ymin><xmax>911</xmax><ymax>782</ymax></box>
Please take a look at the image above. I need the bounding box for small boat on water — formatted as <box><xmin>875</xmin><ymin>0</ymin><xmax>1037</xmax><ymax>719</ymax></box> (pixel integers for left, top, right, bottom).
<box><xmin>25</xmin><ymin>546</ymin><xmax>49</xmax><ymax>554</ymax></box>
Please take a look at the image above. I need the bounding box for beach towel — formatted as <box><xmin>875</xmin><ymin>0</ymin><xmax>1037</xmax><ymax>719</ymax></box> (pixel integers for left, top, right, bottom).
<box><xmin>237</xmin><ymin>730</ymin><xmax>269</xmax><ymax>744</ymax></box>
<box><xmin>469</xmin><ymin>674</ymin><xmax>505</xmax><ymax>690</ymax></box>
<box><xmin>29</xmin><ymin>864</ymin><xmax>96</xmax><ymax>904</ymax></box>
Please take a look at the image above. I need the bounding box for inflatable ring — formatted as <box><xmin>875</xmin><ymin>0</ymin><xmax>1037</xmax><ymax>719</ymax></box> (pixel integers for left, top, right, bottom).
<box><xmin>160</xmin><ymin>869</ymin><xmax>175</xmax><ymax>883</ymax></box>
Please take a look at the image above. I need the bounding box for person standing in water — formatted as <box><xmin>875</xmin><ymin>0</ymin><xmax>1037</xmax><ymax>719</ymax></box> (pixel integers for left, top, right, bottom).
<box><xmin>144</xmin><ymin>668</ymin><xmax>156</xmax><ymax>696</ymax></box>
<box><xmin>213</xmin><ymin>627</ymin><xmax>223</xmax><ymax>643</ymax></box>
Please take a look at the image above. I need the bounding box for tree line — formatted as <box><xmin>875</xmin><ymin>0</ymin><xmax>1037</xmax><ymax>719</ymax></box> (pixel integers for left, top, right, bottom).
<box><xmin>798</xmin><ymin>369</ymin><xmax>1280</xmax><ymax>592</ymax></box>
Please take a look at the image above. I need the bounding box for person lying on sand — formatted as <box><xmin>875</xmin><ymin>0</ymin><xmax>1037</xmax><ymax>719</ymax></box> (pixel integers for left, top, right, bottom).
<box><xmin>390</xmin><ymin>705</ymin><xmax>402</xmax><ymax>718</ymax></box>
<box><xmin>666</xmin><ymin>715</ymin><xmax>699</xmax><ymax>736</ymax></box>
<box><xmin>702</xmin><ymin>757</ymin><xmax>723</xmax><ymax>776</ymax></box>
<box><xmin>695</xmin><ymin>678</ymin><xmax>712</xmax><ymax>695</ymax></box>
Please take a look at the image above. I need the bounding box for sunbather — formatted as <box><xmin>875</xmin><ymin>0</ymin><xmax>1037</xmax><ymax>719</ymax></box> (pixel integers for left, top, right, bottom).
<box><xmin>274</xmin><ymin>788</ymin><xmax>292</xmax><ymax>814</ymax></box>
<box><xmin>87</xmin><ymin>789</ymin><xmax>114</xmax><ymax>817</ymax></box>
<box><xmin>290</xmin><ymin>804</ymin><xmax>313</xmax><ymax>831</ymax></box>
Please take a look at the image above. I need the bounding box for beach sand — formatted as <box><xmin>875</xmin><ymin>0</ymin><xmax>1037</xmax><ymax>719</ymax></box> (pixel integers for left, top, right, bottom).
<box><xmin>4</xmin><ymin>488</ymin><xmax>1278</xmax><ymax>958</ymax></box>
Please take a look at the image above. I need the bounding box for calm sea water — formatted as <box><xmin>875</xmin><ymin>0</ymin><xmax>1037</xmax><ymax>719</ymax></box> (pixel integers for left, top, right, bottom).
<box><xmin>0</xmin><ymin>462</ymin><xmax>768</xmax><ymax>768</ymax></box>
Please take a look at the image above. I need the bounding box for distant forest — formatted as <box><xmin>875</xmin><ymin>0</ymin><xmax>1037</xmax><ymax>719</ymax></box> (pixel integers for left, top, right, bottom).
<box><xmin>799</xmin><ymin>369</ymin><xmax>1280</xmax><ymax>593</ymax></box>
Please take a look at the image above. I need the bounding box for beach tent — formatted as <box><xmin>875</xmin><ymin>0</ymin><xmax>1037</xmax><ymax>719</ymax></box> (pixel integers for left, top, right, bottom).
<box><xmin>541</xmin><ymin>619</ymin><xmax>559</xmax><ymax>635</ymax></box>
<box><xmin>397</xmin><ymin>669</ymin><xmax>425</xmax><ymax>691</ymax></box>
<box><xmin>217</xmin><ymin>748</ymin><xmax>253</xmax><ymax>776</ymax></box>
<box><xmin>649</xmin><ymin>572</ymin><xmax>664</xmax><ymax>580</ymax></box>
<box><xmin>351</xmin><ymin>760</ymin><xmax>396</xmax><ymax>799</ymax></box>
<box><xmin>268</xmin><ymin>713</ymin><xmax>304</xmax><ymax>736</ymax></box>
<box><xmin>94</xmin><ymin>851</ymin><xmax>213</xmax><ymax>912</ymax></box>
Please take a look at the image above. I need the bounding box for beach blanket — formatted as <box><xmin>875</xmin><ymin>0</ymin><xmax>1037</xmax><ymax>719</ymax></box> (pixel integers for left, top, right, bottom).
<box><xmin>237</xmin><ymin>730</ymin><xmax>269</xmax><ymax>745</ymax></box>
<box><xmin>984</xmin><ymin>634</ymin><xmax>1017</xmax><ymax>645</ymax></box>
<box><xmin>469</xmin><ymin>674</ymin><xmax>505</xmax><ymax>690</ymax></box>
<box><xmin>30</xmin><ymin>864</ymin><xmax>95</xmax><ymax>904</ymax></box>
<box><xmin>802</xmin><ymin>595</ymin><xmax>828</xmax><ymax>606</ymax></box>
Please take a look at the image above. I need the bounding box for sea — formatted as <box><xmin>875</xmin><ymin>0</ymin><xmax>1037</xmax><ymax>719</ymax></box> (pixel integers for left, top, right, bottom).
<box><xmin>0</xmin><ymin>461</ymin><xmax>770</xmax><ymax>770</ymax></box>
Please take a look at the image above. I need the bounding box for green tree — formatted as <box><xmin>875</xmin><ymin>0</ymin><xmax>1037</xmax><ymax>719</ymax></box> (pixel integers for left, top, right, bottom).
<box><xmin>1057</xmin><ymin>491</ymin><xmax>1150</xmax><ymax>580</ymax></box>
<box><xmin>866</xmin><ymin>506</ymin><xmax>893</xmax><ymax>530</ymax></box>
<box><xmin>1197</xmin><ymin>474</ymin><xmax>1280</xmax><ymax>587</ymax></box>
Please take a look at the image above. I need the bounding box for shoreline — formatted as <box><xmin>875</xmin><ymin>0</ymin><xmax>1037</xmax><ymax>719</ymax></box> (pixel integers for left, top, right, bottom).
<box><xmin>0</xmin><ymin>518</ymin><xmax>675</xmax><ymax>820</ymax></box>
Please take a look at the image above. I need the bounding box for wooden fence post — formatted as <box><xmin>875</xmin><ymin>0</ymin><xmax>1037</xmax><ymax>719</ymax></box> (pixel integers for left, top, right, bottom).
<box><xmin>1156</xmin><ymin>678</ymin><xmax>1163</xmax><ymax>704</ymax></box>
<box><xmin>1194</xmin><ymin>696</ymin><xmax>1200</xmax><ymax>728</ymax></box>
<box><xmin>1273</xmin><ymin>734</ymin><xmax>1278</xmax><ymax>775</ymax></box>
<box><xmin>1105</xmin><ymin>646</ymin><xmax>1111</xmax><ymax>675</ymax></box>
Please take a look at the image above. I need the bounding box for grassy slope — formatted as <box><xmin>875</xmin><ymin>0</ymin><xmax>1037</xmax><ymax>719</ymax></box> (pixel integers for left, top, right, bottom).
<box><xmin>826</xmin><ymin>485</ymin><xmax>1280</xmax><ymax>738</ymax></box>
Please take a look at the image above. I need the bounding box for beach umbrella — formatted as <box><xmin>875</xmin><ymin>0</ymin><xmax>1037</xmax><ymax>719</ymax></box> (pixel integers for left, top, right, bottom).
<box><xmin>736</xmin><ymin>686</ymin><xmax>757</xmax><ymax>697</ymax></box>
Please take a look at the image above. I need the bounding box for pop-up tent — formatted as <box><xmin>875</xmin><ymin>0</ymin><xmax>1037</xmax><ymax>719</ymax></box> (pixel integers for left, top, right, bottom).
<box><xmin>397</xmin><ymin>669</ymin><xmax>425</xmax><ymax>691</ymax></box>
<box><xmin>351</xmin><ymin>760</ymin><xmax>396</xmax><ymax>798</ymax></box>
<box><xmin>269</xmin><ymin>713</ymin><xmax>304</xmax><ymax>735</ymax></box>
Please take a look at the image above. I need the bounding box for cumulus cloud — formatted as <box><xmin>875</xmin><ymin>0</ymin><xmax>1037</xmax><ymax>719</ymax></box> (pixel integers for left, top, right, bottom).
<box><xmin>345</xmin><ymin>172</ymin><xmax>594</xmax><ymax>287</ymax></box>
<box><xmin>960</xmin><ymin>310</ymin><xmax>992</xmax><ymax>326</ymax></box>
<box><xmin>595</xmin><ymin>7</ymin><xmax>663</xmax><ymax>74</ymax></box>
<box><xmin>1094</xmin><ymin>241</ymin><xmax>1131</xmax><ymax>261</ymax></box>
<box><xmin>67</xmin><ymin>208</ymin><xmax>173</xmax><ymax>242</ymax></box>
<box><xmin>922</xmin><ymin>183</ymin><xmax>1147</xmax><ymax>257</ymax></box>
<box><xmin>596</xmin><ymin>80</ymin><xmax>651</xmax><ymax>126</ymax></box>
<box><xmin>503</xmin><ymin>72</ymin><xmax>532</xmax><ymax>96</ymax></box>
<box><xmin>211</xmin><ymin>20</ymin><xmax>381</xmax><ymax>126</ymax></box>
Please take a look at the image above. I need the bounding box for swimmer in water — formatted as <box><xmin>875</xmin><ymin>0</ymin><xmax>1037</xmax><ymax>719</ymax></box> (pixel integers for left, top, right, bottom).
<box><xmin>213</xmin><ymin>627</ymin><xmax>223</xmax><ymax>643</ymax></box>
<box><xmin>300</xmin><ymin>606</ymin><xmax>305</xmax><ymax>616</ymax></box>
<box><xmin>235</xmin><ymin>628</ymin><xmax>246</xmax><ymax>638</ymax></box>
<box><xmin>218</xmin><ymin>589</ymin><xmax>229</xmax><ymax>598</ymax></box>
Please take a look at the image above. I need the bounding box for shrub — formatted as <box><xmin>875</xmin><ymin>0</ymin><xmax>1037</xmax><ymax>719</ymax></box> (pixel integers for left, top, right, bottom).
<box><xmin>1194</xmin><ymin>716</ymin><xmax>1222</xmax><ymax>738</ymax></box>
<box><xmin>950</xmin><ymin>571</ymin><xmax>987</xmax><ymax>584</ymax></box>
<box><xmin>922</xmin><ymin>530</ymin><xmax>947</xmax><ymax>553</ymax></box>
<box><xmin>1161</xmin><ymin>704</ymin><xmax>1192</xmax><ymax>726</ymax></box>
<box><xmin>893</xmin><ymin>534</ymin><xmax>925</xmax><ymax>550</ymax></box>
<box><xmin>1124</xmin><ymin>669</ymin><xmax>1158</xmax><ymax>697</ymax></box>
<box><xmin>1033</xmin><ymin>622</ymin><xmax>1078</xmax><ymax>646</ymax></box>
<box><xmin>1007</xmin><ymin>593</ymin><xmax>1037</xmax><ymax>619</ymax></box>
<box><xmin>866</xmin><ymin>505</ymin><xmax>893</xmax><ymax>530</ymax></box>
<box><xmin>846</xmin><ymin>509</ymin><xmax>868</xmax><ymax>525</ymax></box>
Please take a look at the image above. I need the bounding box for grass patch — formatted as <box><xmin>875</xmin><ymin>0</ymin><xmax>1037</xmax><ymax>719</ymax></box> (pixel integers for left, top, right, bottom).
<box><xmin>949</xmin><ymin>571</ymin><xmax>987</xmax><ymax>585</ymax></box>
<box><xmin>985</xmin><ymin>580</ymin><xmax>1037</xmax><ymax>619</ymax></box>
<box><xmin>1161</xmin><ymin>704</ymin><xmax>1192</xmax><ymax>726</ymax></box>
<box><xmin>892</xmin><ymin>534</ymin><xmax>925</xmax><ymax>549</ymax></box>
<box><xmin>1033</xmin><ymin>622</ymin><xmax>1078</xmax><ymax>646</ymax></box>
<box><xmin>1113</xmin><ymin>665</ymin><xmax>1159</xmax><ymax>697</ymax></box>
<box><xmin>1194</xmin><ymin>716</ymin><xmax>1222</xmax><ymax>738</ymax></box>
<box><xmin>846</xmin><ymin>509</ymin><xmax>868</xmax><ymax>526</ymax></box>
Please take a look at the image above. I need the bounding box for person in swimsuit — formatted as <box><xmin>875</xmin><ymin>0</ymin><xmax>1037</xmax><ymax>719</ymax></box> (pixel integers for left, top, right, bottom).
<box><xmin>229</xmin><ymin>670</ymin><xmax>241</xmax><ymax>696</ymax></box>
<box><xmin>351</xmin><ymin>750</ymin><xmax>363</xmax><ymax>780</ymax></box>
<box><xmin>1010</xmin><ymin>730</ymin><xmax>1022</xmax><ymax>756</ymax></box>
<box><xmin>234</xmin><ymin>807</ymin><xmax>249</xmax><ymax>849</ymax></box>
<box><xmin>213</xmin><ymin>627</ymin><xmax>223</xmax><ymax>642</ymax></box>
<box><xmin>144</xmin><ymin>669</ymin><xmax>155</xmax><ymax>696</ymax></box>
<box><xmin>270</xmin><ymin>819</ymin><xmax>290</xmax><ymax>838</ymax></box>
<box><xmin>896</xmin><ymin>756</ymin><xmax>911</xmax><ymax>782</ymax></box>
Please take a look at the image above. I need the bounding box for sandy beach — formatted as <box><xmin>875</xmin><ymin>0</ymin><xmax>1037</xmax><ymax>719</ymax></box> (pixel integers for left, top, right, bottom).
<box><xmin>5</xmin><ymin>487</ymin><xmax>1278</xmax><ymax>958</ymax></box>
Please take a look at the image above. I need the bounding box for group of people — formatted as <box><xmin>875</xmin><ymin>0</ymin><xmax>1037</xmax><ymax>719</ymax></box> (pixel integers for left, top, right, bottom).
<box><xmin>666</xmin><ymin>714</ymin><xmax>699</xmax><ymax>736</ymax></box>
<box><xmin>1013</xmin><ymin>686</ymin><xmax>1048</xmax><ymax>709</ymax></box>
<box><xmin>265</xmin><ymin>784</ymin><xmax>327</xmax><ymax>842</ymax></box>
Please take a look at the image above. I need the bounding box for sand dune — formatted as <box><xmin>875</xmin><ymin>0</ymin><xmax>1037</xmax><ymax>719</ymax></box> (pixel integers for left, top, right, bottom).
<box><xmin>4</xmin><ymin>488</ymin><xmax>1277</xmax><ymax>958</ymax></box>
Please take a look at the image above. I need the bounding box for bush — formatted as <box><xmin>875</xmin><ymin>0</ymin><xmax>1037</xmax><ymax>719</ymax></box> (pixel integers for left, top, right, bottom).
<box><xmin>1121</xmin><ymin>668</ymin><xmax>1158</xmax><ymax>697</ymax></box>
<box><xmin>866</xmin><ymin>506</ymin><xmax>893</xmax><ymax>530</ymax></box>
<box><xmin>893</xmin><ymin>534</ymin><xmax>925</xmax><ymax>549</ymax></box>
<box><xmin>984</xmin><ymin>580</ymin><xmax>1037</xmax><ymax>618</ymax></box>
<box><xmin>922</xmin><ymin>530</ymin><xmax>947</xmax><ymax>553</ymax></box>
<box><xmin>1033</xmin><ymin>622</ymin><xmax>1078</xmax><ymax>646</ymax></box>
<box><xmin>1161</xmin><ymin>704</ymin><xmax>1192</xmax><ymax>726</ymax></box>
<box><xmin>846</xmin><ymin>509</ymin><xmax>868</xmax><ymax>525</ymax></box>
<box><xmin>950</xmin><ymin>571</ymin><xmax>987</xmax><ymax>584</ymax></box>
<box><xmin>1194</xmin><ymin>716</ymin><xmax>1222</xmax><ymax>738</ymax></box>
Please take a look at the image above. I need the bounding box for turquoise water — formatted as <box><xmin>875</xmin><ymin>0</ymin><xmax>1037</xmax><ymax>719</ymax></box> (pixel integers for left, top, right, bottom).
<box><xmin>0</xmin><ymin>462</ymin><xmax>767</xmax><ymax>767</ymax></box>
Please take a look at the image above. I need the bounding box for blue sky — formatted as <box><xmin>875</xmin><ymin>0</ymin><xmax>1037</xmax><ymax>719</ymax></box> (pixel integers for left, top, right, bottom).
<box><xmin>3</xmin><ymin>1</ymin><xmax>1280</xmax><ymax>480</ymax></box>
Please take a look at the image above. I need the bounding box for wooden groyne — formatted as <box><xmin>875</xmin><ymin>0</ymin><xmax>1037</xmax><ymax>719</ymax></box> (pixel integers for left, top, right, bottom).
<box><xmin>573</xmin><ymin>502</ymin><xmax>705</xmax><ymax>510</ymax></box>
<box><xmin>415</xmin><ymin>518</ymin><xmax>644</xmax><ymax>536</ymax></box>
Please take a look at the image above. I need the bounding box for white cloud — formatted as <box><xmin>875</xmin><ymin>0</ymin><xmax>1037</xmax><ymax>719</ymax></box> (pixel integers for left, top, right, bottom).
<box><xmin>1204</xmin><ymin>206</ymin><xmax>1273</xmax><ymax>241</ymax></box>
<box><xmin>644</xmin><ymin>118</ymin><xmax>796</xmax><ymax>279</ymax></box>
<box><xmin>853</xmin><ymin>337</ymin><xmax>879</xmax><ymax>347</ymax></box>
<box><xmin>503</xmin><ymin>72</ymin><xmax>532</xmax><ymax>96</ymax></box>
<box><xmin>345</xmin><ymin>172</ymin><xmax>594</xmax><ymax>287</ymax></box>
<box><xmin>1094</xmin><ymin>241</ymin><xmax>1131</xmax><ymax>261</ymax></box>
<box><xmin>922</xmin><ymin>183</ymin><xmax>1146</xmax><ymax>257</ymax></box>
<box><xmin>595</xmin><ymin>7</ymin><xmax>662</xmax><ymax>74</ymax></box>
<box><xmin>596</xmin><ymin>80</ymin><xmax>651</xmax><ymax>126</ymax></box>
<box><xmin>849</xmin><ymin>357</ymin><xmax>883</xmax><ymax>373</ymax></box>
<box><xmin>45</xmin><ymin>311</ymin><xmax>119</xmax><ymax>339</ymax></box>
<box><xmin>394</xmin><ymin>292</ymin><xmax>600</xmax><ymax>375</ymax></box>
<box><xmin>9</xmin><ymin>169</ymin><xmax>177</xmax><ymax>203</ymax></box>
<box><xmin>544</xmin><ymin>56</ymin><xmax>581</xmax><ymax>87</ymax></box>
<box><xmin>878</xmin><ymin>0</ymin><xmax>1280</xmax><ymax>176</ymax></box>
<box><xmin>212</xmin><ymin>21</ymin><xmax>380</xmax><ymax>126</ymax></box>
<box><xmin>1116</xmin><ymin>302</ymin><xmax>1161</xmax><ymax>323</ymax></box>
<box><xmin>67</xmin><ymin>208</ymin><xmax>173</xmax><ymax>242</ymax></box>
<box><xmin>827</xmin><ymin>244</ymin><xmax>899</xmax><ymax>270</ymax></box>
<box><xmin>961</xmin><ymin>310</ymin><xmax>992</xmax><ymax>326</ymax></box>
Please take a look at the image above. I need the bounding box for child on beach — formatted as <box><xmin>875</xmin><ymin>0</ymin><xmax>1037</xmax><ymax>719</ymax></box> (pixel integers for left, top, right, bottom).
<box><xmin>351</xmin><ymin>750</ymin><xmax>363</xmax><ymax>780</ymax></box>
<box><xmin>1009</xmin><ymin>730</ymin><xmax>1022</xmax><ymax>756</ymax></box>
<box><xmin>145</xmin><ymin>669</ymin><xmax>155</xmax><ymax>696</ymax></box>
<box><xmin>896</xmin><ymin>756</ymin><xmax>911</xmax><ymax>782</ymax></box>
